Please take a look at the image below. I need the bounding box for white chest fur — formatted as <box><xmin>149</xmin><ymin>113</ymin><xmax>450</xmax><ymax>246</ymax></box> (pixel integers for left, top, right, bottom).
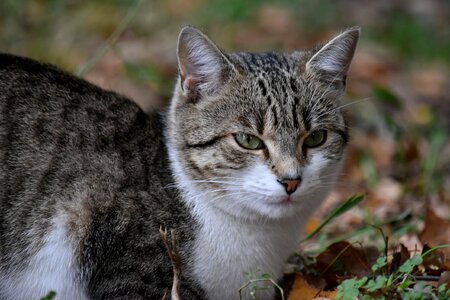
<box><xmin>191</xmin><ymin>205</ymin><xmax>304</xmax><ymax>300</ymax></box>
<box><xmin>0</xmin><ymin>217</ymin><xmax>88</xmax><ymax>300</ymax></box>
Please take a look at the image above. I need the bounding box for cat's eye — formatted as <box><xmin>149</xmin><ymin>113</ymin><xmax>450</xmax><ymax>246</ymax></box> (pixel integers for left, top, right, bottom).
<box><xmin>304</xmin><ymin>130</ymin><xmax>327</xmax><ymax>148</ymax></box>
<box><xmin>234</xmin><ymin>132</ymin><xmax>265</xmax><ymax>150</ymax></box>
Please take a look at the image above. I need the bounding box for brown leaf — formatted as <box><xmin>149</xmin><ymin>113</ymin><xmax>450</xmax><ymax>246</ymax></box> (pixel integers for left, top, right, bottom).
<box><xmin>288</xmin><ymin>276</ymin><xmax>336</xmax><ymax>300</ymax></box>
<box><xmin>390</xmin><ymin>244</ymin><xmax>410</xmax><ymax>274</ymax></box>
<box><xmin>438</xmin><ymin>271</ymin><xmax>450</xmax><ymax>288</ymax></box>
<box><xmin>305</xmin><ymin>217</ymin><xmax>321</xmax><ymax>236</ymax></box>
<box><xmin>420</xmin><ymin>207</ymin><xmax>450</xmax><ymax>258</ymax></box>
<box><xmin>315</xmin><ymin>241</ymin><xmax>372</xmax><ymax>289</ymax></box>
<box><xmin>422</xmin><ymin>244</ymin><xmax>448</xmax><ymax>275</ymax></box>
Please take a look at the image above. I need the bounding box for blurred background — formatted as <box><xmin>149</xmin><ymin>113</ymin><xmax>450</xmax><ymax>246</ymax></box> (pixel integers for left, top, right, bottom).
<box><xmin>1</xmin><ymin>0</ymin><xmax>449</xmax><ymax>251</ymax></box>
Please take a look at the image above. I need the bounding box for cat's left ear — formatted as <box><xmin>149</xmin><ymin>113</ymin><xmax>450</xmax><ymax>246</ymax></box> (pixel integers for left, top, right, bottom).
<box><xmin>177</xmin><ymin>26</ymin><xmax>238</xmax><ymax>102</ymax></box>
<box><xmin>306</xmin><ymin>27</ymin><xmax>360</xmax><ymax>85</ymax></box>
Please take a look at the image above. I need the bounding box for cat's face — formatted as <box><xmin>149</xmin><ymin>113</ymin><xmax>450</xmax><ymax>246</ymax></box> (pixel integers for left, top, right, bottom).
<box><xmin>168</xmin><ymin>27</ymin><xmax>358</xmax><ymax>220</ymax></box>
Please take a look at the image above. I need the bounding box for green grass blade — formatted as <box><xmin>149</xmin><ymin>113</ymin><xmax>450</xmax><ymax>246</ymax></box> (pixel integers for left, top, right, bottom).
<box><xmin>421</xmin><ymin>244</ymin><xmax>450</xmax><ymax>258</ymax></box>
<box><xmin>302</xmin><ymin>194</ymin><xmax>366</xmax><ymax>242</ymax></box>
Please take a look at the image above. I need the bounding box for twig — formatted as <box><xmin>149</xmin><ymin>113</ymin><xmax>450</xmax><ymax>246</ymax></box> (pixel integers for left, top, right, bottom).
<box><xmin>160</xmin><ymin>226</ymin><xmax>182</xmax><ymax>300</ymax></box>
<box><xmin>161</xmin><ymin>288</ymin><xmax>169</xmax><ymax>300</ymax></box>
<box><xmin>76</xmin><ymin>0</ymin><xmax>141</xmax><ymax>77</ymax></box>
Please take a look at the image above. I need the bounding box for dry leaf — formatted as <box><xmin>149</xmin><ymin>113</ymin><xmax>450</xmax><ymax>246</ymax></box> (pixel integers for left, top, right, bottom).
<box><xmin>420</xmin><ymin>207</ymin><xmax>450</xmax><ymax>258</ymax></box>
<box><xmin>315</xmin><ymin>241</ymin><xmax>371</xmax><ymax>289</ymax></box>
<box><xmin>305</xmin><ymin>217</ymin><xmax>321</xmax><ymax>235</ymax></box>
<box><xmin>288</xmin><ymin>276</ymin><xmax>336</xmax><ymax>300</ymax></box>
<box><xmin>438</xmin><ymin>271</ymin><xmax>450</xmax><ymax>288</ymax></box>
<box><xmin>390</xmin><ymin>244</ymin><xmax>410</xmax><ymax>273</ymax></box>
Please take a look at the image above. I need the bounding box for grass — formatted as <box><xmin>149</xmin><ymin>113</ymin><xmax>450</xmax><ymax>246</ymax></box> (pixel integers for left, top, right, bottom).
<box><xmin>378</xmin><ymin>12</ymin><xmax>450</xmax><ymax>64</ymax></box>
<box><xmin>336</xmin><ymin>245</ymin><xmax>450</xmax><ymax>300</ymax></box>
<box><xmin>239</xmin><ymin>271</ymin><xmax>285</xmax><ymax>300</ymax></box>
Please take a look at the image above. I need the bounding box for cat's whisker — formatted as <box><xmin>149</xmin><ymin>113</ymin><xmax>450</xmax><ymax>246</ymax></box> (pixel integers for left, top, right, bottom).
<box><xmin>192</xmin><ymin>179</ymin><xmax>276</xmax><ymax>194</ymax></box>
<box><xmin>207</xmin><ymin>192</ymin><xmax>251</xmax><ymax>203</ymax></box>
<box><xmin>190</xmin><ymin>180</ymin><xmax>243</xmax><ymax>186</ymax></box>
<box><xmin>307</xmin><ymin>178</ymin><xmax>341</xmax><ymax>184</ymax></box>
<box><xmin>305</xmin><ymin>61</ymin><xmax>352</xmax><ymax>124</ymax></box>
<box><xmin>315</xmin><ymin>97</ymin><xmax>373</xmax><ymax>120</ymax></box>
<box><xmin>246</xmin><ymin>188</ymin><xmax>276</xmax><ymax>195</ymax></box>
<box><xmin>316</xmin><ymin>60</ymin><xmax>353</xmax><ymax>101</ymax></box>
<box><xmin>206</xmin><ymin>176</ymin><xmax>246</xmax><ymax>181</ymax></box>
<box><xmin>208</xmin><ymin>188</ymin><xmax>248</xmax><ymax>193</ymax></box>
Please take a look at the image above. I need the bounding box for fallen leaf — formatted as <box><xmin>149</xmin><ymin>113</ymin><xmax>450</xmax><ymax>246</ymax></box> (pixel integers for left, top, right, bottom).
<box><xmin>315</xmin><ymin>241</ymin><xmax>372</xmax><ymax>289</ymax></box>
<box><xmin>399</xmin><ymin>234</ymin><xmax>423</xmax><ymax>256</ymax></box>
<box><xmin>422</xmin><ymin>244</ymin><xmax>448</xmax><ymax>275</ymax></box>
<box><xmin>288</xmin><ymin>276</ymin><xmax>336</xmax><ymax>300</ymax></box>
<box><xmin>390</xmin><ymin>244</ymin><xmax>410</xmax><ymax>273</ymax></box>
<box><xmin>438</xmin><ymin>271</ymin><xmax>450</xmax><ymax>288</ymax></box>
<box><xmin>305</xmin><ymin>217</ymin><xmax>321</xmax><ymax>236</ymax></box>
<box><xmin>420</xmin><ymin>207</ymin><xmax>450</xmax><ymax>258</ymax></box>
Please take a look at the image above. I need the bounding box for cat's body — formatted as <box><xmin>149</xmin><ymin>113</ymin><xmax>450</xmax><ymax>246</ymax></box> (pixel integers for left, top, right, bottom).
<box><xmin>0</xmin><ymin>53</ymin><xmax>203</xmax><ymax>299</ymax></box>
<box><xmin>0</xmin><ymin>27</ymin><xmax>359</xmax><ymax>299</ymax></box>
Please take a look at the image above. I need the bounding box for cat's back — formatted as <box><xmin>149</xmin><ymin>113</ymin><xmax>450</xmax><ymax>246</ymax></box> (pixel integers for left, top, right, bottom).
<box><xmin>0</xmin><ymin>54</ymin><xmax>185</xmax><ymax>299</ymax></box>
<box><xmin>0</xmin><ymin>53</ymin><xmax>146</xmax><ymax>137</ymax></box>
<box><xmin>0</xmin><ymin>53</ymin><xmax>162</xmax><ymax>205</ymax></box>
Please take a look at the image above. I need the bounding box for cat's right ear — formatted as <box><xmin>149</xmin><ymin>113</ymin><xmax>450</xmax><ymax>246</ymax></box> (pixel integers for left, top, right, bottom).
<box><xmin>177</xmin><ymin>26</ymin><xmax>237</xmax><ymax>102</ymax></box>
<box><xmin>305</xmin><ymin>27</ymin><xmax>360</xmax><ymax>86</ymax></box>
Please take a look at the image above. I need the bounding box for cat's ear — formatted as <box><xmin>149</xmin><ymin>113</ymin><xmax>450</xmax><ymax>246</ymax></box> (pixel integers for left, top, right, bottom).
<box><xmin>177</xmin><ymin>26</ymin><xmax>237</xmax><ymax>102</ymax></box>
<box><xmin>306</xmin><ymin>27</ymin><xmax>360</xmax><ymax>84</ymax></box>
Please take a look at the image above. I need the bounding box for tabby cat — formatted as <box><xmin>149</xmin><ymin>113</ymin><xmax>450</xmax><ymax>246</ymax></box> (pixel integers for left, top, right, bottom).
<box><xmin>0</xmin><ymin>26</ymin><xmax>359</xmax><ymax>299</ymax></box>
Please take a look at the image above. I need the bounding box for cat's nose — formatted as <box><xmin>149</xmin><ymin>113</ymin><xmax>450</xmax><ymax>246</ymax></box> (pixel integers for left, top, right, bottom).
<box><xmin>277</xmin><ymin>178</ymin><xmax>301</xmax><ymax>195</ymax></box>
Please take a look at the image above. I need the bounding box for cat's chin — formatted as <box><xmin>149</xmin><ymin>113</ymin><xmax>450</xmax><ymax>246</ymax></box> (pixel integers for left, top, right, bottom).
<box><xmin>267</xmin><ymin>195</ymin><xmax>294</xmax><ymax>205</ymax></box>
<box><xmin>242</xmin><ymin>195</ymin><xmax>301</xmax><ymax>220</ymax></box>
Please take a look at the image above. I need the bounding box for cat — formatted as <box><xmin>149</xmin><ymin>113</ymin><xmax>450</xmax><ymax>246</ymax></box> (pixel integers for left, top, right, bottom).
<box><xmin>0</xmin><ymin>26</ymin><xmax>359</xmax><ymax>300</ymax></box>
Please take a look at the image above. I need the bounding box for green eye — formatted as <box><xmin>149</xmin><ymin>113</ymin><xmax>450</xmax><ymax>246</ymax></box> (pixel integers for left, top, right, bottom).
<box><xmin>304</xmin><ymin>130</ymin><xmax>327</xmax><ymax>148</ymax></box>
<box><xmin>234</xmin><ymin>132</ymin><xmax>265</xmax><ymax>150</ymax></box>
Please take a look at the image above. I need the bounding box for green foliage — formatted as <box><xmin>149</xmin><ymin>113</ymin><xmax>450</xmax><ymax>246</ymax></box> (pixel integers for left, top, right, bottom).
<box><xmin>373</xmin><ymin>86</ymin><xmax>402</xmax><ymax>109</ymax></box>
<box><xmin>40</xmin><ymin>291</ymin><xmax>56</xmax><ymax>300</ymax></box>
<box><xmin>398</xmin><ymin>255</ymin><xmax>422</xmax><ymax>274</ymax></box>
<box><xmin>359</xmin><ymin>153</ymin><xmax>379</xmax><ymax>188</ymax></box>
<box><xmin>239</xmin><ymin>271</ymin><xmax>284</xmax><ymax>300</ymax></box>
<box><xmin>281</xmin><ymin>0</ymin><xmax>338</xmax><ymax>30</ymax></box>
<box><xmin>336</xmin><ymin>250</ymin><xmax>450</xmax><ymax>299</ymax></box>
<box><xmin>371</xmin><ymin>257</ymin><xmax>387</xmax><ymax>273</ymax></box>
<box><xmin>365</xmin><ymin>275</ymin><xmax>387</xmax><ymax>293</ymax></box>
<box><xmin>198</xmin><ymin>0</ymin><xmax>264</xmax><ymax>24</ymax></box>
<box><xmin>400</xmin><ymin>282</ymin><xmax>450</xmax><ymax>300</ymax></box>
<box><xmin>421</xmin><ymin>129</ymin><xmax>446</xmax><ymax>194</ymax></box>
<box><xmin>336</xmin><ymin>277</ymin><xmax>368</xmax><ymax>300</ymax></box>
<box><xmin>303</xmin><ymin>194</ymin><xmax>366</xmax><ymax>242</ymax></box>
<box><xmin>377</xmin><ymin>12</ymin><xmax>450</xmax><ymax>63</ymax></box>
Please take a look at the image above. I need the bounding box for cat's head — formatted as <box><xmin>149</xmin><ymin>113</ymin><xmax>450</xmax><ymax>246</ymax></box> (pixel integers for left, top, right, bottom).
<box><xmin>167</xmin><ymin>26</ymin><xmax>359</xmax><ymax>221</ymax></box>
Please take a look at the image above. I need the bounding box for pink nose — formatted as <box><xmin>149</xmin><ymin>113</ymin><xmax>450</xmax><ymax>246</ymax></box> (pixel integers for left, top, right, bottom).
<box><xmin>277</xmin><ymin>179</ymin><xmax>301</xmax><ymax>195</ymax></box>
